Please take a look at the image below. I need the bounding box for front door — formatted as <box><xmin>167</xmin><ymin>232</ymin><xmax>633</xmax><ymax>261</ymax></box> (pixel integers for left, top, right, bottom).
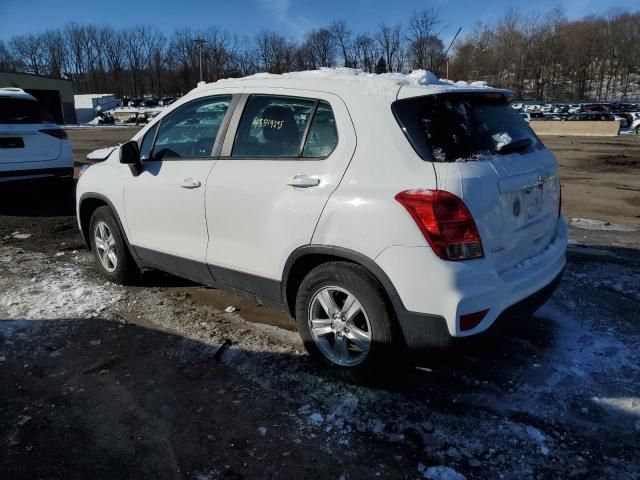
<box><xmin>123</xmin><ymin>94</ymin><xmax>233</xmax><ymax>278</ymax></box>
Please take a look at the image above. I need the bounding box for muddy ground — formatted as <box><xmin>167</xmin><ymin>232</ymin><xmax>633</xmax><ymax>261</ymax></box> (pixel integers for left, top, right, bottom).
<box><xmin>0</xmin><ymin>129</ymin><xmax>639</xmax><ymax>479</ymax></box>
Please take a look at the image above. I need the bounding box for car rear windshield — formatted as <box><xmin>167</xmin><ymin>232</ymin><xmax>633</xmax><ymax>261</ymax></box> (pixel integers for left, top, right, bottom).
<box><xmin>0</xmin><ymin>98</ymin><xmax>55</xmax><ymax>124</ymax></box>
<box><xmin>392</xmin><ymin>92</ymin><xmax>542</xmax><ymax>162</ymax></box>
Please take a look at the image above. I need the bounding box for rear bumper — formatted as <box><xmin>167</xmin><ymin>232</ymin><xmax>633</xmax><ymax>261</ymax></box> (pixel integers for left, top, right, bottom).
<box><xmin>376</xmin><ymin>217</ymin><xmax>568</xmax><ymax>349</ymax></box>
<box><xmin>0</xmin><ymin>167</ymin><xmax>74</xmax><ymax>183</ymax></box>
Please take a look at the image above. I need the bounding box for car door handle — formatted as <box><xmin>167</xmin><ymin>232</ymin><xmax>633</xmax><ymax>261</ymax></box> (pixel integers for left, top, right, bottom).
<box><xmin>180</xmin><ymin>178</ymin><xmax>201</xmax><ymax>189</ymax></box>
<box><xmin>287</xmin><ymin>175</ymin><xmax>320</xmax><ymax>188</ymax></box>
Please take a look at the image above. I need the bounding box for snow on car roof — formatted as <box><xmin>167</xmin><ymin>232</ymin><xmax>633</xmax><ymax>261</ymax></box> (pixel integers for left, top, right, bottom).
<box><xmin>195</xmin><ymin>68</ymin><xmax>507</xmax><ymax>102</ymax></box>
<box><xmin>0</xmin><ymin>87</ymin><xmax>37</xmax><ymax>101</ymax></box>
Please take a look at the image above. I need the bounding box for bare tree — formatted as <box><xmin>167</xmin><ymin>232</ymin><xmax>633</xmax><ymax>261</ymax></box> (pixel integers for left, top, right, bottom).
<box><xmin>331</xmin><ymin>20</ymin><xmax>353</xmax><ymax>67</ymax></box>
<box><xmin>9</xmin><ymin>34</ymin><xmax>48</xmax><ymax>75</ymax></box>
<box><xmin>303</xmin><ymin>28</ymin><xmax>335</xmax><ymax>69</ymax></box>
<box><xmin>124</xmin><ymin>25</ymin><xmax>163</xmax><ymax>96</ymax></box>
<box><xmin>407</xmin><ymin>9</ymin><xmax>442</xmax><ymax>71</ymax></box>
<box><xmin>375</xmin><ymin>24</ymin><xmax>402</xmax><ymax>72</ymax></box>
<box><xmin>101</xmin><ymin>27</ymin><xmax>127</xmax><ymax>97</ymax></box>
<box><xmin>0</xmin><ymin>40</ymin><xmax>17</xmax><ymax>71</ymax></box>
<box><xmin>352</xmin><ymin>34</ymin><xmax>378</xmax><ymax>72</ymax></box>
<box><xmin>42</xmin><ymin>30</ymin><xmax>67</xmax><ymax>77</ymax></box>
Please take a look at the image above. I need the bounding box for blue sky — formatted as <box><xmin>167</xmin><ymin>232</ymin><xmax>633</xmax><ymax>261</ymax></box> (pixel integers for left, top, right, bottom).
<box><xmin>1</xmin><ymin>0</ymin><xmax>637</xmax><ymax>43</ymax></box>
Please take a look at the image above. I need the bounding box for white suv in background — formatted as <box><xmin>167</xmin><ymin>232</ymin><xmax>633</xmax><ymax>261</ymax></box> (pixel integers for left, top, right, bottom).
<box><xmin>0</xmin><ymin>88</ymin><xmax>74</xmax><ymax>184</ymax></box>
<box><xmin>76</xmin><ymin>71</ymin><xmax>567</xmax><ymax>372</ymax></box>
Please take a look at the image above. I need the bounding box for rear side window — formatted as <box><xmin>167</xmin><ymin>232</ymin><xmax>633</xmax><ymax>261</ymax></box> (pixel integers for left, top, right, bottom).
<box><xmin>0</xmin><ymin>98</ymin><xmax>54</xmax><ymax>124</ymax></box>
<box><xmin>392</xmin><ymin>93</ymin><xmax>542</xmax><ymax>162</ymax></box>
<box><xmin>303</xmin><ymin>101</ymin><xmax>338</xmax><ymax>158</ymax></box>
<box><xmin>151</xmin><ymin>95</ymin><xmax>231</xmax><ymax>160</ymax></box>
<box><xmin>232</xmin><ymin>96</ymin><xmax>316</xmax><ymax>158</ymax></box>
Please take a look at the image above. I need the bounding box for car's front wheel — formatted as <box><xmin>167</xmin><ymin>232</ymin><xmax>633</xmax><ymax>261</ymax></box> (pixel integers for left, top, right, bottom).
<box><xmin>295</xmin><ymin>262</ymin><xmax>396</xmax><ymax>373</ymax></box>
<box><xmin>89</xmin><ymin>206</ymin><xmax>137</xmax><ymax>284</ymax></box>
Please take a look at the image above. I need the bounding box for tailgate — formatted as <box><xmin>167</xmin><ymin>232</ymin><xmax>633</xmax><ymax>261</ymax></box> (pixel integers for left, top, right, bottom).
<box><xmin>0</xmin><ymin>125</ymin><xmax>61</xmax><ymax>163</ymax></box>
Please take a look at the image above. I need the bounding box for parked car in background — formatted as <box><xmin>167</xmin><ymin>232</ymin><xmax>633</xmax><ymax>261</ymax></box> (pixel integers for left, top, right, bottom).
<box><xmin>630</xmin><ymin>112</ymin><xmax>640</xmax><ymax>133</ymax></box>
<box><xmin>76</xmin><ymin>72</ymin><xmax>566</xmax><ymax>373</ymax></box>
<box><xmin>0</xmin><ymin>87</ymin><xmax>74</xmax><ymax>188</ymax></box>
<box><xmin>564</xmin><ymin>113</ymin><xmax>616</xmax><ymax>121</ymax></box>
<box><xmin>582</xmin><ymin>104</ymin><xmax>609</xmax><ymax>113</ymax></box>
<box><xmin>128</xmin><ymin>98</ymin><xmax>144</xmax><ymax>108</ymax></box>
<box><xmin>159</xmin><ymin>96</ymin><xmax>177</xmax><ymax>106</ymax></box>
<box><xmin>141</xmin><ymin>99</ymin><xmax>158</xmax><ymax>108</ymax></box>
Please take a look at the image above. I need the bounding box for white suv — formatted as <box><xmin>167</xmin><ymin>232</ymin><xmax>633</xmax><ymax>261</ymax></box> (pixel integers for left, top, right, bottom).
<box><xmin>76</xmin><ymin>71</ymin><xmax>567</xmax><ymax>371</ymax></box>
<box><xmin>0</xmin><ymin>88</ymin><xmax>74</xmax><ymax>184</ymax></box>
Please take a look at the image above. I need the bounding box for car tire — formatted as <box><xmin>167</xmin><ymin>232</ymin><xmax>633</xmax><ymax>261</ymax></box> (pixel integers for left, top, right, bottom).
<box><xmin>89</xmin><ymin>206</ymin><xmax>138</xmax><ymax>285</ymax></box>
<box><xmin>295</xmin><ymin>261</ymin><xmax>397</xmax><ymax>376</ymax></box>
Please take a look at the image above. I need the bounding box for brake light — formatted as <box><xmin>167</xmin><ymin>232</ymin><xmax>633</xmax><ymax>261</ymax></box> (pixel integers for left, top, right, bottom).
<box><xmin>395</xmin><ymin>189</ymin><xmax>484</xmax><ymax>261</ymax></box>
<box><xmin>39</xmin><ymin>128</ymin><xmax>68</xmax><ymax>139</ymax></box>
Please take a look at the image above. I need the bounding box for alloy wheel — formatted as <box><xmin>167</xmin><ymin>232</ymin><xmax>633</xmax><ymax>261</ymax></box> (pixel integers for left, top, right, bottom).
<box><xmin>308</xmin><ymin>286</ymin><xmax>372</xmax><ymax>366</ymax></box>
<box><xmin>94</xmin><ymin>221</ymin><xmax>118</xmax><ymax>273</ymax></box>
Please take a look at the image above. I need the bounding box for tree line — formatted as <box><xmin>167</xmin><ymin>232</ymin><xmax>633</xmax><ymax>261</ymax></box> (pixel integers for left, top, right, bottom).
<box><xmin>0</xmin><ymin>7</ymin><xmax>638</xmax><ymax>101</ymax></box>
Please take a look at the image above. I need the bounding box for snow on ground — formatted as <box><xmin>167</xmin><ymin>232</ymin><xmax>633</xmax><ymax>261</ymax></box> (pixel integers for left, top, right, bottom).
<box><xmin>1</xmin><ymin>235</ymin><xmax>639</xmax><ymax>478</ymax></box>
<box><xmin>570</xmin><ymin>217</ymin><xmax>638</xmax><ymax>232</ymax></box>
<box><xmin>0</xmin><ymin>244</ymin><xmax>122</xmax><ymax>320</ymax></box>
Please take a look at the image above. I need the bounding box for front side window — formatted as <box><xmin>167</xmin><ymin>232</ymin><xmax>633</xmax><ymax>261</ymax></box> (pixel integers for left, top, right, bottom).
<box><xmin>232</xmin><ymin>96</ymin><xmax>316</xmax><ymax>158</ymax></box>
<box><xmin>151</xmin><ymin>95</ymin><xmax>231</xmax><ymax>160</ymax></box>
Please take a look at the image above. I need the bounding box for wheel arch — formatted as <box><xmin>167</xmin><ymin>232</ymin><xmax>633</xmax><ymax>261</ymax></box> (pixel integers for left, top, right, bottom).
<box><xmin>78</xmin><ymin>193</ymin><xmax>141</xmax><ymax>267</ymax></box>
<box><xmin>282</xmin><ymin>246</ymin><xmax>402</xmax><ymax>320</ymax></box>
<box><xmin>282</xmin><ymin>245</ymin><xmax>452</xmax><ymax>351</ymax></box>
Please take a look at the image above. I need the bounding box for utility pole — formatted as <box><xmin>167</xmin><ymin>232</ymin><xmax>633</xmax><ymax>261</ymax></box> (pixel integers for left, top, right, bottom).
<box><xmin>192</xmin><ymin>38</ymin><xmax>207</xmax><ymax>83</ymax></box>
<box><xmin>438</xmin><ymin>27</ymin><xmax>462</xmax><ymax>80</ymax></box>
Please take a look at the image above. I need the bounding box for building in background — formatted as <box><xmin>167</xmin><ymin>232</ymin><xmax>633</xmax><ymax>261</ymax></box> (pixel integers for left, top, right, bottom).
<box><xmin>0</xmin><ymin>71</ymin><xmax>77</xmax><ymax>125</ymax></box>
<box><xmin>74</xmin><ymin>94</ymin><xmax>120</xmax><ymax>124</ymax></box>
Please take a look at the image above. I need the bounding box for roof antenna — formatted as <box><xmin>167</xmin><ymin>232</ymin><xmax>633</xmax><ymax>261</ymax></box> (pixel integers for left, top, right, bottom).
<box><xmin>437</xmin><ymin>27</ymin><xmax>462</xmax><ymax>78</ymax></box>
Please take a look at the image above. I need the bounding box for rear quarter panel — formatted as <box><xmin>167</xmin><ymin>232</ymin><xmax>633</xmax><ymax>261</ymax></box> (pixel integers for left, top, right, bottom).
<box><xmin>312</xmin><ymin>95</ymin><xmax>437</xmax><ymax>259</ymax></box>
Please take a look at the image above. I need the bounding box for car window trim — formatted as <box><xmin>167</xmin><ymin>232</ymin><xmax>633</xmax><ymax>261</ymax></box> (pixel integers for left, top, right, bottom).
<box><xmin>145</xmin><ymin>93</ymin><xmax>235</xmax><ymax>162</ymax></box>
<box><xmin>222</xmin><ymin>93</ymin><xmax>336</xmax><ymax>161</ymax></box>
<box><xmin>297</xmin><ymin>99</ymin><xmax>320</xmax><ymax>156</ymax></box>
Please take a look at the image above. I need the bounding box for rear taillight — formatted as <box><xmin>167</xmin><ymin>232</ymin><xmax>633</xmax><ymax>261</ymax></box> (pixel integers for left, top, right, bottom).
<box><xmin>39</xmin><ymin>128</ymin><xmax>68</xmax><ymax>139</ymax></box>
<box><xmin>395</xmin><ymin>189</ymin><xmax>484</xmax><ymax>261</ymax></box>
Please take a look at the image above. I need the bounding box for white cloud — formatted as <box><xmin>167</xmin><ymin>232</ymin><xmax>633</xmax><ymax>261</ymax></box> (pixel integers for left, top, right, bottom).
<box><xmin>258</xmin><ymin>0</ymin><xmax>314</xmax><ymax>38</ymax></box>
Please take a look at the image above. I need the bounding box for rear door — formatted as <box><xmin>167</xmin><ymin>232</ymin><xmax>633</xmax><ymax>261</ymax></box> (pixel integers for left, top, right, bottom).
<box><xmin>0</xmin><ymin>97</ymin><xmax>60</xmax><ymax>165</ymax></box>
<box><xmin>393</xmin><ymin>92</ymin><xmax>561</xmax><ymax>273</ymax></box>
<box><xmin>205</xmin><ymin>90</ymin><xmax>356</xmax><ymax>285</ymax></box>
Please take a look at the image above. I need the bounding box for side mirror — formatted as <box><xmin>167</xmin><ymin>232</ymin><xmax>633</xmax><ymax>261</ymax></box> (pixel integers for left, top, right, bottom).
<box><xmin>120</xmin><ymin>141</ymin><xmax>140</xmax><ymax>165</ymax></box>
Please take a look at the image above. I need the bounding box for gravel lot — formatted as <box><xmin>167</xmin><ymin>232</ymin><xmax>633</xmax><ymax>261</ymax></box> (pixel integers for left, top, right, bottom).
<box><xmin>0</xmin><ymin>129</ymin><xmax>639</xmax><ymax>479</ymax></box>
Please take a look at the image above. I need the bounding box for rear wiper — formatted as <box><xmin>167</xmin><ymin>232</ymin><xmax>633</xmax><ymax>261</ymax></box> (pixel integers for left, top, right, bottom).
<box><xmin>496</xmin><ymin>138</ymin><xmax>532</xmax><ymax>155</ymax></box>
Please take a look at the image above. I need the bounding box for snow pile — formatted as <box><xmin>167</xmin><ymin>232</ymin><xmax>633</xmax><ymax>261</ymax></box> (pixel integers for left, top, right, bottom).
<box><xmin>211</xmin><ymin>67</ymin><xmax>495</xmax><ymax>98</ymax></box>
<box><xmin>570</xmin><ymin>218</ymin><xmax>637</xmax><ymax>232</ymax></box>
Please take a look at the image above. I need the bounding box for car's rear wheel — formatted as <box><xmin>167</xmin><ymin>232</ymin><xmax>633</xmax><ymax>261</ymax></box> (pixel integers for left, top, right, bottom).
<box><xmin>89</xmin><ymin>206</ymin><xmax>137</xmax><ymax>284</ymax></box>
<box><xmin>295</xmin><ymin>262</ymin><xmax>396</xmax><ymax>373</ymax></box>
